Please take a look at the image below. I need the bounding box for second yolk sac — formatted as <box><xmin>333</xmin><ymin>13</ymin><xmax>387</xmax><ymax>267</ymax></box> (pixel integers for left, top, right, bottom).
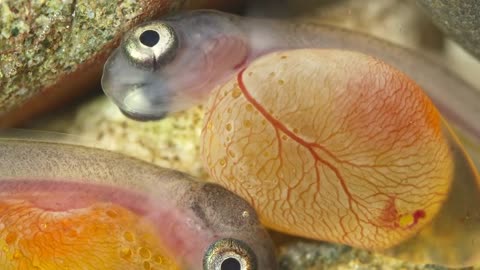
<box><xmin>0</xmin><ymin>194</ymin><xmax>178</xmax><ymax>270</ymax></box>
<box><xmin>201</xmin><ymin>49</ymin><xmax>480</xmax><ymax>267</ymax></box>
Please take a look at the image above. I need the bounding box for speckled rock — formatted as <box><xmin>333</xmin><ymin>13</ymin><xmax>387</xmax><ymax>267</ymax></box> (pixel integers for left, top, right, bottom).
<box><xmin>276</xmin><ymin>240</ymin><xmax>450</xmax><ymax>270</ymax></box>
<box><xmin>0</xmin><ymin>0</ymin><xmax>242</xmax><ymax>127</ymax></box>
<box><xmin>417</xmin><ymin>0</ymin><xmax>480</xmax><ymax>60</ymax></box>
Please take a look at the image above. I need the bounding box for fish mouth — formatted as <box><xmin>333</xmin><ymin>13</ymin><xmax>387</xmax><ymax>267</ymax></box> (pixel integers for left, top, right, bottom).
<box><xmin>119</xmin><ymin>107</ymin><xmax>168</xmax><ymax>121</ymax></box>
<box><xmin>119</xmin><ymin>86</ymin><xmax>170</xmax><ymax>121</ymax></box>
<box><xmin>103</xmin><ymin>81</ymin><xmax>171</xmax><ymax>121</ymax></box>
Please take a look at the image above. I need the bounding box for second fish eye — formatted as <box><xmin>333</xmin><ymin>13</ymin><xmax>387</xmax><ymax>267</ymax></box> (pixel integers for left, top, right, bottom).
<box><xmin>203</xmin><ymin>238</ymin><xmax>257</xmax><ymax>270</ymax></box>
<box><xmin>221</xmin><ymin>257</ymin><xmax>241</xmax><ymax>270</ymax></box>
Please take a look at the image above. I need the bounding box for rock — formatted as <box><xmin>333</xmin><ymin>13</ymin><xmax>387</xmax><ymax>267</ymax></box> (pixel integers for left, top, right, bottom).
<box><xmin>276</xmin><ymin>240</ymin><xmax>450</xmax><ymax>270</ymax></box>
<box><xmin>0</xmin><ymin>0</ymin><xmax>243</xmax><ymax>127</ymax></box>
<box><xmin>417</xmin><ymin>0</ymin><xmax>480</xmax><ymax>60</ymax></box>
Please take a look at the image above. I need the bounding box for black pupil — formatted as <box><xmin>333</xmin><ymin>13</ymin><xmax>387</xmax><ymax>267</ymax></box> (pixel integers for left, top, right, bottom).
<box><xmin>221</xmin><ymin>258</ymin><xmax>241</xmax><ymax>270</ymax></box>
<box><xmin>139</xmin><ymin>30</ymin><xmax>160</xmax><ymax>47</ymax></box>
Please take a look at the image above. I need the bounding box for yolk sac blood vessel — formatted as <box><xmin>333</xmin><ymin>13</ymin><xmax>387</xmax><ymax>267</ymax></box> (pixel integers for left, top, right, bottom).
<box><xmin>0</xmin><ymin>136</ymin><xmax>277</xmax><ymax>270</ymax></box>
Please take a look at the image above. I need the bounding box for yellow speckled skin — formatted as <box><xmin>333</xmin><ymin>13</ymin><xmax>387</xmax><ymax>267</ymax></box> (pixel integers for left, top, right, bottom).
<box><xmin>0</xmin><ymin>201</ymin><xmax>178</xmax><ymax>270</ymax></box>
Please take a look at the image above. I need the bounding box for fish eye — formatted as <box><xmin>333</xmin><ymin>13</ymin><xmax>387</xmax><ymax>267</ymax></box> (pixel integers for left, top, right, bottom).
<box><xmin>139</xmin><ymin>29</ymin><xmax>160</xmax><ymax>47</ymax></box>
<box><xmin>122</xmin><ymin>22</ymin><xmax>179</xmax><ymax>70</ymax></box>
<box><xmin>203</xmin><ymin>238</ymin><xmax>257</xmax><ymax>270</ymax></box>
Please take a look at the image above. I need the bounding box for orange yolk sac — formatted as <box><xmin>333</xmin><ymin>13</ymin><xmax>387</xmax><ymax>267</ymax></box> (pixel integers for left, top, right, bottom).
<box><xmin>201</xmin><ymin>49</ymin><xmax>480</xmax><ymax>267</ymax></box>
<box><xmin>0</xmin><ymin>199</ymin><xmax>178</xmax><ymax>269</ymax></box>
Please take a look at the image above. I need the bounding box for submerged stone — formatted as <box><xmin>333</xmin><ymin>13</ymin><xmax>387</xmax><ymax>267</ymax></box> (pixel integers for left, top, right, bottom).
<box><xmin>417</xmin><ymin>0</ymin><xmax>480</xmax><ymax>60</ymax></box>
